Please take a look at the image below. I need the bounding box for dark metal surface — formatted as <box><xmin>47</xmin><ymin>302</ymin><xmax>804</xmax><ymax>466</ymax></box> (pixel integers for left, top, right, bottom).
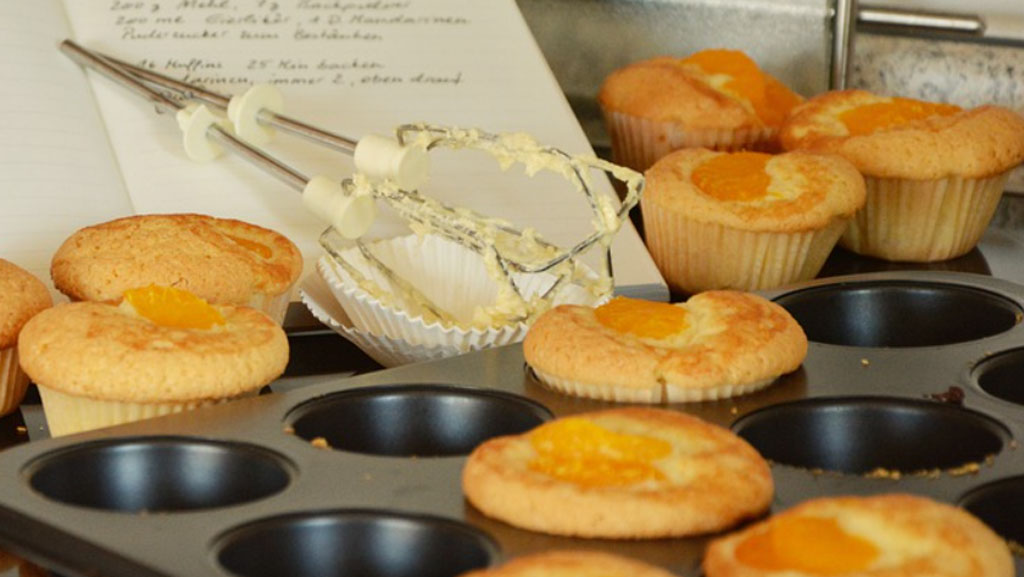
<box><xmin>0</xmin><ymin>270</ymin><xmax>1022</xmax><ymax>576</ymax></box>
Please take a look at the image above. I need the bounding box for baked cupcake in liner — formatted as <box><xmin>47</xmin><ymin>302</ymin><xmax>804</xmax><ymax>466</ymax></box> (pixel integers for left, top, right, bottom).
<box><xmin>51</xmin><ymin>213</ymin><xmax>303</xmax><ymax>323</ymax></box>
<box><xmin>462</xmin><ymin>407</ymin><xmax>774</xmax><ymax>538</ymax></box>
<box><xmin>704</xmin><ymin>494</ymin><xmax>1013</xmax><ymax>577</ymax></box>
<box><xmin>523</xmin><ymin>292</ymin><xmax>807</xmax><ymax>403</ymax></box>
<box><xmin>317</xmin><ymin>233</ymin><xmax>606</xmax><ymax>358</ymax></box>
<box><xmin>299</xmin><ymin>270</ymin><xmax>458</xmax><ymax>367</ymax></box>
<box><xmin>780</xmin><ymin>90</ymin><xmax>1024</xmax><ymax>262</ymax></box>
<box><xmin>641</xmin><ymin>148</ymin><xmax>866</xmax><ymax>295</ymax></box>
<box><xmin>17</xmin><ymin>286</ymin><xmax>287</xmax><ymax>437</ymax></box>
<box><xmin>0</xmin><ymin>259</ymin><xmax>52</xmax><ymax>417</ymax></box>
<box><xmin>458</xmin><ymin>551</ymin><xmax>678</xmax><ymax>577</ymax></box>
<box><xmin>599</xmin><ymin>50</ymin><xmax>803</xmax><ymax>172</ymax></box>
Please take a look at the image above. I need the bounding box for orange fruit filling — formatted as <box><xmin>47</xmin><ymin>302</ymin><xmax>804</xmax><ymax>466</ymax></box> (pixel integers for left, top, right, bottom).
<box><xmin>735</xmin><ymin>515</ymin><xmax>879</xmax><ymax>575</ymax></box>
<box><xmin>529</xmin><ymin>418</ymin><xmax>672</xmax><ymax>487</ymax></box>
<box><xmin>682</xmin><ymin>49</ymin><xmax>799</xmax><ymax>126</ymax></box>
<box><xmin>691</xmin><ymin>152</ymin><xmax>773</xmax><ymax>202</ymax></box>
<box><xmin>595</xmin><ymin>297</ymin><xmax>689</xmax><ymax>340</ymax></box>
<box><xmin>225</xmin><ymin>234</ymin><xmax>273</xmax><ymax>259</ymax></box>
<box><xmin>123</xmin><ymin>285</ymin><xmax>226</xmax><ymax>330</ymax></box>
<box><xmin>839</xmin><ymin>97</ymin><xmax>961</xmax><ymax>136</ymax></box>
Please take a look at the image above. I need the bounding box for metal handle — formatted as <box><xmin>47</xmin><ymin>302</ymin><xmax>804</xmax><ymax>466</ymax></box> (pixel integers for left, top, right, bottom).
<box><xmin>857</xmin><ymin>5</ymin><xmax>986</xmax><ymax>35</ymax></box>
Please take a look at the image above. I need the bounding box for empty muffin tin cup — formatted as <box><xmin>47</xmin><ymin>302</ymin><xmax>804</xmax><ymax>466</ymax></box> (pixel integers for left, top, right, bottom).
<box><xmin>732</xmin><ymin>397</ymin><xmax>1009</xmax><ymax>475</ymax></box>
<box><xmin>25</xmin><ymin>437</ymin><xmax>293</xmax><ymax>512</ymax></box>
<box><xmin>773</xmin><ymin>280</ymin><xmax>1022</xmax><ymax>347</ymax></box>
<box><xmin>975</xmin><ymin>348</ymin><xmax>1024</xmax><ymax>407</ymax></box>
<box><xmin>215</xmin><ymin>509</ymin><xmax>499</xmax><ymax>577</ymax></box>
<box><xmin>286</xmin><ymin>384</ymin><xmax>552</xmax><ymax>457</ymax></box>
<box><xmin>959</xmin><ymin>475</ymin><xmax>1024</xmax><ymax>546</ymax></box>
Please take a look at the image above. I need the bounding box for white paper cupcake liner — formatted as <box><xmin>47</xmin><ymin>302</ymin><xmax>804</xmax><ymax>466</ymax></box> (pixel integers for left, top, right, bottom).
<box><xmin>299</xmin><ymin>272</ymin><xmax>459</xmax><ymax>368</ymax></box>
<box><xmin>532</xmin><ymin>367</ymin><xmax>776</xmax><ymax>403</ymax></box>
<box><xmin>0</xmin><ymin>346</ymin><xmax>29</xmax><ymax>417</ymax></box>
<box><xmin>316</xmin><ymin>234</ymin><xmax>606</xmax><ymax>357</ymax></box>
<box><xmin>37</xmin><ymin>386</ymin><xmax>260</xmax><ymax>438</ymax></box>
<box><xmin>841</xmin><ymin>172</ymin><xmax>1009</xmax><ymax>262</ymax></box>
<box><xmin>249</xmin><ymin>289</ymin><xmax>294</xmax><ymax>325</ymax></box>
<box><xmin>642</xmin><ymin>197</ymin><xmax>850</xmax><ymax>294</ymax></box>
<box><xmin>603</xmin><ymin>109</ymin><xmax>777</xmax><ymax>172</ymax></box>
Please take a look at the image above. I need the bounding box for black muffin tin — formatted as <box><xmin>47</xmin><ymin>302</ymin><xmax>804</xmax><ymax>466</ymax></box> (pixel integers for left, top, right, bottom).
<box><xmin>0</xmin><ymin>270</ymin><xmax>1023</xmax><ymax>577</ymax></box>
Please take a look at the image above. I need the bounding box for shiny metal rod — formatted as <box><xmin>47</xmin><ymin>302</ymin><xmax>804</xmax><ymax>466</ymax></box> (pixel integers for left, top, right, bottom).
<box><xmin>98</xmin><ymin>52</ymin><xmax>359</xmax><ymax>154</ymax></box>
<box><xmin>59</xmin><ymin>39</ymin><xmax>310</xmax><ymax>193</ymax></box>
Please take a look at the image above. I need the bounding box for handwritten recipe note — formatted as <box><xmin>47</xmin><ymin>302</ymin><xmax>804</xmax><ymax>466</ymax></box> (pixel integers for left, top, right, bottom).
<box><xmin>2</xmin><ymin>0</ymin><xmax>666</xmax><ymax>301</ymax></box>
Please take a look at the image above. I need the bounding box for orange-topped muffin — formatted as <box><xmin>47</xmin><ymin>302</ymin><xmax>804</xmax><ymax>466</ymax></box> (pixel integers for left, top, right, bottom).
<box><xmin>458</xmin><ymin>551</ymin><xmax>677</xmax><ymax>577</ymax></box>
<box><xmin>0</xmin><ymin>259</ymin><xmax>51</xmax><ymax>417</ymax></box>
<box><xmin>599</xmin><ymin>50</ymin><xmax>803</xmax><ymax>171</ymax></box>
<box><xmin>704</xmin><ymin>494</ymin><xmax>1013</xmax><ymax>577</ymax></box>
<box><xmin>781</xmin><ymin>90</ymin><xmax>1024</xmax><ymax>261</ymax></box>
<box><xmin>51</xmin><ymin>213</ymin><xmax>302</xmax><ymax>323</ymax></box>
<box><xmin>642</xmin><ymin>147</ymin><xmax>865</xmax><ymax>294</ymax></box>
<box><xmin>18</xmin><ymin>285</ymin><xmax>288</xmax><ymax>436</ymax></box>
<box><xmin>462</xmin><ymin>408</ymin><xmax>774</xmax><ymax>538</ymax></box>
<box><xmin>523</xmin><ymin>292</ymin><xmax>807</xmax><ymax>403</ymax></box>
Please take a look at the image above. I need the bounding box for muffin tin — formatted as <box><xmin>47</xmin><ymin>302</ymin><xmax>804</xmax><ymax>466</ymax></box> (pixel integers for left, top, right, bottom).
<box><xmin>0</xmin><ymin>270</ymin><xmax>1022</xmax><ymax>576</ymax></box>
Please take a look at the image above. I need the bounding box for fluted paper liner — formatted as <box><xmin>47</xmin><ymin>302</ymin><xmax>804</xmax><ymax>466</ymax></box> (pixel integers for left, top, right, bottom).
<box><xmin>314</xmin><ymin>234</ymin><xmax>606</xmax><ymax>361</ymax></box>
<box><xmin>300</xmin><ymin>272</ymin><xmax>459</xmax><ymax>368</ymax></box>
<box><xmin>642</xmin><ymin>199</ymin><xmax>850</xmax><ymax>295</ymax></box>
<box><xmin>603</xmin><ymin>109</ymin><xmax>776</xmax><ymax>172</ymax></box>
<box><xmin>0</xmin><ymin>347</ymin><xmax>29</xmax><ymax>417</ymax></box>
<box><xmin>37</xmin><ymin>386</ymin><xmax>260</xmax><ymax>438</ymax></box>
<box><xmin>841</xmin><ymin>173</ymin><xmax>1008</xmax><ymax>262</ymax></box>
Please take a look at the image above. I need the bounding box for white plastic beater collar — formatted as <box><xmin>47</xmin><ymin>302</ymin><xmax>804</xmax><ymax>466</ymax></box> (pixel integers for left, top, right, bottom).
<box><xmin>353</xmin><ymin>133</ymin><xmax>430</xmax><ymax>191</ymax></box>
<box><xmin>176</xmin><ymin>103</ymin><xmax>230</xmax><ymax>162</ymax></box>
<box><xmin>226</xmin><ymin>84</ymin><xmax>283</xmax><ymax>144</ymax></box>
<box><xmin>302</xmin><ymin>175</ymin><xmax>377</xmax><ymax>239</ymax></box>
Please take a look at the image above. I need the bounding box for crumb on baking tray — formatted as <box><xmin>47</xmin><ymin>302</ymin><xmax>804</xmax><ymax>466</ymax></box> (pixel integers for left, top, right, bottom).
<box><xmin>311</xmin><ymin>436</ymin><xmax>331</xmax><ymax>449</ymax></box>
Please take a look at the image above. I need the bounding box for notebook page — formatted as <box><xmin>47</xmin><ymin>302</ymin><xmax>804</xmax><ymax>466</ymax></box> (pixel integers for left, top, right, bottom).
<box><xmin>0</xmin><ymin>1</ymin><xmax>134</xmax><ymax>296</ymax></box>
<box><xmin>63</xmin><ymin>0</ymin><xmax>667</xmax><ymax>300</ymax></box>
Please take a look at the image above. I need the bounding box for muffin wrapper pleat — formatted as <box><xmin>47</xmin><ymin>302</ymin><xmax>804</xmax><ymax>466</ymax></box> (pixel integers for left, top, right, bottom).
<box><xmin>0</xmin><ymin>347</ymin><xmax>29</xmax><ymax>417</ymax></box>
<box><xmin>603</xmin><ymin>109</ymin><xmax>776</xmax><ymax>173</ymax></box>
<box><xmin>841</xmin><ymin>173</ymin><xmax>1009</xmax><ymax>262</ymax></box>
<box><xmin>641</xmin><ymin>200</ymin><xmax>849</xmax><ymax>294</ymax></box>
<box><xmin>37</xmin><ymin>386</ymin><xmax>259</xmax><ymax>437</ymax></box>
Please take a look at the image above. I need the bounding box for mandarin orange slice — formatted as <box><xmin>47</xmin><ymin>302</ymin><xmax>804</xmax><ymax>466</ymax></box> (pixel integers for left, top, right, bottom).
<box><xmin>735</xmin><ymin>515</ymin><xmax>879</xmax><ymax>574</ymax></box>
<box><xmin>528</xmin><ymin>417</ymin><xmax>672</xmax><ymax>487</ymax></box>
<box><xmin>683</xmin><ymin>50</ymin><xmax>799</xmax><ymax>126</ymax></box>
<box><xmin>123</xmin><ymin>285</ymin><xmax>226</xmax><ymax>330</ymax></box>
<box><xmin>691</xmin><ymin>151</ymin><xmax>772</xmax><ymax>202</ymax></box>
<box><xmin>839</xmin><ymin>97</ymin><xmax>961</xmax><ymax>136</ymax></box>
<box><xmin>595</xmin><ymin>296</ymin><xmax>689</xmax><ymax>340</ymax></box>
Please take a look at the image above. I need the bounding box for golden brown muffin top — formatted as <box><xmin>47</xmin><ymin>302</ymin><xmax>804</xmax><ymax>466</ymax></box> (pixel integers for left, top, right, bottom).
<box><xmin>459</xmin><ymin>551</ymin><xmax>678</xmax><ymax>577</ymax></box>
<box><xmin>780</xmin><ymin>89</ymin><xmax>1024</xmax><ymax>179</ymax></box>
<box><xmin>462</xmin><ymin>407</ymin><xmax>773</xmax><ymax>539</ymax></box>
<box><xmin>599</xmin><ymin>51</ymin><xmax>803</xmax><ymax>130</ymax></box>
<box><xmin>18</xmin><ymin>289</ymin><xmax>288</xmax><ymax>402</ymax></box>
<box><xmin>524</xmin><ymin>293</ymin><xmax>807</xmax><ymax>399</ymax></box>
<box><xmin>643</xmin><ymin>148</ymin><xmax>865</xmax><ymax>232</ymax></box>
<box><xmin>0</xmin><ymin>259</ymin><xmax>52</xmax><ymax>349</ymax></box>
<box><xmin>51</xmin><ymin>213</ymin><xmax>303</xmax><ymax>305</ymax></box>
<box><xmin>704</xmin><ymin>493</ymin><xmax>1013</xmax><ymax>577</ymax></box>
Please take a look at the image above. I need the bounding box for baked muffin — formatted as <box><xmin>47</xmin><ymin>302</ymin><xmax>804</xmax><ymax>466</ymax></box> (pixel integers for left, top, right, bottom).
<box><xmin>462</xmin><ymin>407</ymin><xmax>773</xmax><ymax>538</ymax></box>
<box><xmin>524</xmin><ymin>293</ymin><xmax>806</xmax><ymax>402</ymax></box>
<box><xmin>458</xmin><ymin>551</ymin><xmax>677</xmax><ymax>577</ymax></box>
<box><xmin>0</xmin><ymin>259</ymin><xmax>52</xmax><ymax>417</ymax></box>
<box><xmin>51</xmin><ymin>213</ymin><xmax>303</xmax><ymax>323</ymax></box>
<box><xmin>18</xmin><ymin>285</ymin><xmax>288</xmax><ymax>436</ymax></box>
<box><xmin>780</xmin><ymin>90</ymin><xmax>1024</xmax><ymax>261</ymax></box>
<box><xmin>599</xmin><ymin>49</ymin><xmax>803</xmax><ymax>171</ymax></box>
<box><xmin>641</xmin><ymin>148</ymin><xmax>865</xmax><ymax>294</ymax></box>
<box><xmin>704</xmin><ymin>493</ymin><xmax>1013</xmax><ymax>577</ymax></box>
